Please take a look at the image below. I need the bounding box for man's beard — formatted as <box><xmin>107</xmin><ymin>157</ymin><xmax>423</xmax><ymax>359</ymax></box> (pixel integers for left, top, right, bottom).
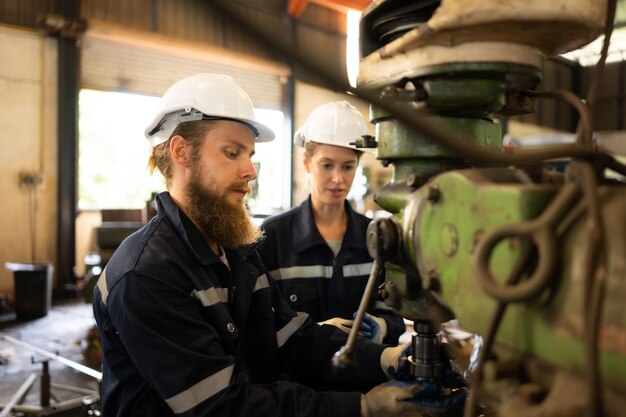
<box><xmin>185</xmin><ymin>163</ymin><xmax>263</xmax><ymax>249</ymax></box>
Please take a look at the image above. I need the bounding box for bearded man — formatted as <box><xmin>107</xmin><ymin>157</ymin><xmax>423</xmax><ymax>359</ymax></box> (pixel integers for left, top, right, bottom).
<box><xmin>92</xmin><ymin>74</ymin><xmax>424</xmax><ymax>417</ymax></box>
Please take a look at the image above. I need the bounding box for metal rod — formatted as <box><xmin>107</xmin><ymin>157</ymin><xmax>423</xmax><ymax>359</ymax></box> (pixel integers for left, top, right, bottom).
<box><xmin>0</xmin><ymin>372</ymin><xmax>38</xmax><ymax>417</ymax></box>
<box><xmin>41</xmin><ymin>360</ymin><xmax>50</xmax><ymax>407</ymax></box>
<box><xmin>339</xmin><ymin>218</ymin><xmax>386</xmax><ymax>361</ymax></box>
<box><xmin>0</xmin><ymin>403</ymin><xmax>42</xmax><ymax>414</ymax></box>
<box><xmin>0</xmin><ymin>334</ymin><xmax>102</xmax><ymax>380</ymax></box>
<box><xmin>38</xmin><ymin>395</ymin><xmax>100</xmax><ymax>416</ymax></box>
<box><xmin>50</xmin><ymin>383</ymin><xmax>98</xmax><ymax>395</ymax></box>
<box><xmin>346</xmin><ymin>259</ymin><xmax>382</xmax><ymax>353</ymax></box>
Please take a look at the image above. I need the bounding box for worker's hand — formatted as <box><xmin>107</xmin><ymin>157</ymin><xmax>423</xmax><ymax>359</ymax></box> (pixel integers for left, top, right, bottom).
<box><xmin>380</xmin><ymin>342</ymin><xmax>412</xmax><ymax>380</ymax></box>
<box><xmin>362</xmin><ymin>380</ymin><xmax>468</xmax><ymax>417</ymax></box>
<box><xmin>317</xmin><ymin>317</ymin><xmax>356</xmax><ymax>334</ymax></box>
<box><xmin>354</xmin><ymin>312</ymin><xmax>387</xmax><ymax>344</ymax></box>
<box><xmin>360</xmin><ymin>381</ymin><xmax>423</xmax><ymax>417</ymax></box>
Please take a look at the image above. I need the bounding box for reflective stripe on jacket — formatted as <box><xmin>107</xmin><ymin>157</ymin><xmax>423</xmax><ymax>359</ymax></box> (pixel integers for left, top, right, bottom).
<box><xmin>259</xmin><ymin>196</ymin><xmax>405</xmax><ymax>344</ymax></box>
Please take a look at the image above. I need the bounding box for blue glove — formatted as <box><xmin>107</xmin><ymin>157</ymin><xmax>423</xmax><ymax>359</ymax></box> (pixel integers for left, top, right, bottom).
<box><xmin>361</xmin><ymin>378</ymin><xmax>466</xmax><ymax>417</ymax></box>
<box><xmin>352</xmin><ymin>312</ymin><xmax>387</xmax><ymax>344</ymax></box>
<box><xmin>361</xmin><ymin>380</ymin><xmax>424</xmax><ymax>417</ymax></box>
<box><xmin>381</xmin><ymin>379</ymin><xmax>467</xmax><ymax>410</ymax></box>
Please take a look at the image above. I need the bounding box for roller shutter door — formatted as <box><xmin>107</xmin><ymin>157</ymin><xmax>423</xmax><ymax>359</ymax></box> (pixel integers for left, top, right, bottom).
<box><xmin>81</xmin><ymin>27</ymin><xmax>289</xmax><ymax>110</ymax></box>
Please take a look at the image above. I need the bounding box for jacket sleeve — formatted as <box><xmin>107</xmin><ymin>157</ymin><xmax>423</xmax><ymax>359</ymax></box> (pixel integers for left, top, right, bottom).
<box><xmin>262</xmin><ymin>264</ymin><xmax>388</xmax><ymax>393</ymax></box>
<box><xmin>100</xmin><ymin>270</ymin><xmax>363</xmax><ymax>417</ymax></box>
<box><xmin>377</xmin><ymin>310</ymin><xmax>407</xmax><ymax>346</ymax></box>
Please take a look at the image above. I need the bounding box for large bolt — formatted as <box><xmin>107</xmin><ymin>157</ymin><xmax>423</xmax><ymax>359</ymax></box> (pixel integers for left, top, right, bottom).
<box><xmin>366</xmin><ymin>218</ymin><xmax>400</xmax><ymax>259</ymax></box>
<box><xmin>440</xmin><ymin>223</ymin><xmax>459</xmax><ymax>256</ymax></box>
<box><xmin>427</xmin><ymin>272</ymin><xmax>441</xmax><ymax>293</ymax></box>
<box><xmin>427</xmin><ymin>183</ymin><xmax>441</xmax><ymax>203</ymax></box>
<box><xmin>378</xmin><ymin>282</ymin><xmax>388</xmax><ymax>300</ymax></box>
<box><xmin>406</xmin><ymin>173</ymin><xmax>421</xmax><ymax>189</ymax></box>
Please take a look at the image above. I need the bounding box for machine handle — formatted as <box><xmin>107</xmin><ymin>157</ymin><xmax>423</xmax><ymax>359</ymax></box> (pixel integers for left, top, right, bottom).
<box><xmin>474</xmin><ymin>183</ymin><xmax>580</xmax><ymax>303</ymax></box>
<box><xmin>333</xmin><ymin>221</ymin><xmax>385</xmax><ymax>371</ymax></box>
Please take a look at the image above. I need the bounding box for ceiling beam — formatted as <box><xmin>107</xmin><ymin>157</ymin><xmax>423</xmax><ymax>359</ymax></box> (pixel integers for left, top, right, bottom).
<box><xmin>288</xmin><ymin>0</ymin><xmax>309</xmax><ymax>17</ymax></box>
<box><xmin>288</xmin><ymin>0</ymin><xmax>369</xmax><ymax>17</ymax></box>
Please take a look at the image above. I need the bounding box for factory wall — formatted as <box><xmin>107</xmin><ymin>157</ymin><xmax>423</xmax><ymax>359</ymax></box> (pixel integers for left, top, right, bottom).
<box><xmin>513</xmin><ymin>59</ymin><xmax>626</xmax><ymax>134</ymax></box>
<box><xmin>582</xmin><ymin>61</ymin><xmax>626</xmax><ymax>131</ymax></box>
<box><xmin>1</xmin><ymin>1</ymin><xmax>625</xmax><ymax>307</ymax></box>
<box><xmin>0</xmin><ymin>0</ymin><xmax>350</xmax><ymax>88</ymax></box>
<box><xmin>0</xmin><ymin>0</ymin><xmax>346</xmax><ymax>300</ymax></box>
<box><xmin>0</xmin><ymin>25</ymin><xmax>58</xmax><ymax>296</ymax></box>
<box><xmin>0</xmin><ymin>4</ymin><xmax>347</xmax><ymax>301</ymax></box>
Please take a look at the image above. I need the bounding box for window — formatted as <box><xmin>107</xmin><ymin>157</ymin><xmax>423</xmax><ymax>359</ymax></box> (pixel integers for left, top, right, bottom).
<box><xmin>346</xmin><ymin>10</ymin><xmax>362</xmax><ymax>88</ymax></box>
<box><xmin>78</xmin><ymin>89</ymin><xmax>287</xmax><ymax>212</ymax></box>
<box><xmin>78</xmin><ymin>89</ymin><xmax>163</xmax><ymax>210</ymax></box>
<box><xmin>248</xmin><ymin>108</ymin><xmax>286</xmax><ymax>212</ymax></box>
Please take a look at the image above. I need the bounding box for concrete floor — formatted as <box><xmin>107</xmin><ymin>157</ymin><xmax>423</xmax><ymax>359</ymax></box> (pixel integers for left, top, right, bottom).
<box><xmin>0</xmin><ymin>299</ymin><xmax>101</xmax><ymax>415</ymax></box>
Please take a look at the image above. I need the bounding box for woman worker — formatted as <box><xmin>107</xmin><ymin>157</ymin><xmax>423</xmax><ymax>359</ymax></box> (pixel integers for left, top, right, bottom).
<box><xmin>259</xmin><ymin>100</ymin><xmax>404</xmax><ymax>345</ymax></box>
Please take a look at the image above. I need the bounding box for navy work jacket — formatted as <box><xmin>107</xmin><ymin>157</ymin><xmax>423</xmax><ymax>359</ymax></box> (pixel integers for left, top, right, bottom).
<box><xmin>92</xmin><ymin>192</ymin><xmax>387</xmax><ymax>417</ymax></box>
<box><xmin>259</xmin><ymin>196</ymin><xmax>405</xmax><ymax>344</ymax></box>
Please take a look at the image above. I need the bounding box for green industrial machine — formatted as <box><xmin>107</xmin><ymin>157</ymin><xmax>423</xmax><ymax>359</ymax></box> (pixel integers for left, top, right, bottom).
<box><xmin>354</xmin><ymin>0</ymin><xmax>626</xmax><ymax>415</ymax></box>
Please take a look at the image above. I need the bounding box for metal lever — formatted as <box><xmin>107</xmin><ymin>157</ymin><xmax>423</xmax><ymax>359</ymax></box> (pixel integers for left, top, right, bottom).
<box><xmin>474</xmin><ymin>183</ymin><xmax>580</xmax><ymax>302</ymax></box>
<box><xmin>333</xmin><ymin>220</ymin><xmax>385</xmax><ymax>371</ymax></box>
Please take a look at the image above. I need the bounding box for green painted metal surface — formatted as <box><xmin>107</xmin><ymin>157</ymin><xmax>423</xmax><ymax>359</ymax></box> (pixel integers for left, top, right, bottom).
<box><xmin>423</xmin><ymin>78</ymin><xmax>506</xmax><ymax>112</ymax></box>
<box><xmin>382</xmin><ymin>170</ymin><xmax>626</xmax><ymax>394</ymax></box>
<box><xmin>365</xmin><ymin>57</ymin><xmax>626</xmax><ymax>397</ymax></box>
<box><xmin>361</xmin><ymin>62</ymin><xmax>542</xmax><ymax>92</ymax></box>
<box><xmin>376</xmin><ymin>116</ymin><xmax>502</xmax><ymax>162</ymax></box>
<box><xmin>412</xmin><ymin>170</ymin><xmax>554</xmax><ymax>292</ymax></box>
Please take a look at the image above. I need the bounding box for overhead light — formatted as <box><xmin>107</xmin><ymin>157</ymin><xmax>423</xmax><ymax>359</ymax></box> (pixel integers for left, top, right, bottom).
<box><xmin>346</xmin><ymin>10</ymin><xmax>361</xmax><ymax>88</ymax></box>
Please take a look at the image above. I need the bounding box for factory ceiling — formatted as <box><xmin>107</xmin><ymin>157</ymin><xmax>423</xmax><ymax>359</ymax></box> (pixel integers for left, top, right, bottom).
<box><xmin>288</xmin><ymin>0</ymin><xmax>369</xmax><ymax>16</ymax></box>
<box><xmin>292</xmin><ymin>0</ymin><xmax>626</xmax><ymax>67</ymax></box>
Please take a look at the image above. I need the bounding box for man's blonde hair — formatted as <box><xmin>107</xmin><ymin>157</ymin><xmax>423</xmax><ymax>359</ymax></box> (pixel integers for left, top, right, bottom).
<box><xmin>148</xmin><ymin>120</ymin><xmax>218</xmax><ymax>189</ymax></box>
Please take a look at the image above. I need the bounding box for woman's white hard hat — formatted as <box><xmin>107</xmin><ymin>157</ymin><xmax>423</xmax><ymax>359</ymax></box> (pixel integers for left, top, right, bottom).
<box><xmin>145</xmin><ymin>73</ymin><xmax>275</xmax><ymax>147</ymax></box>
<box><xmin>294</xmin><ymin>100</ymin><xmax>367</xmax><ymax>150</ymax></box>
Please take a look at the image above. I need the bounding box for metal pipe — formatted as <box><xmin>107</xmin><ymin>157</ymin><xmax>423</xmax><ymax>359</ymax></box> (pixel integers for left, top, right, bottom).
<box><xmin>0</xmin><ymin>372</ymin><xmax>38</xmax><ymax>417</ymax></box>
<box><xmin>41</xmin><ymin>360</ymin><xmax>50</xmax><ymax>407</ymax></box>
<box><xmin>332</xmin><ymin>259</ymin><xmax>382</xmax><ymax>370</ymax></box>
<box><xmin>0</xmin><ymin>334</ymin><xmax>102</xmax><ymax>380</ymax></box>
<box><xmin>0</xmin><ymin>403</ymin><xmax>42</xmax><ymax>414</ymax></box>
<box><xmin>50</xmin><ymin>383</ymin><xmax>99</xmax><ymax>396</ymax></box>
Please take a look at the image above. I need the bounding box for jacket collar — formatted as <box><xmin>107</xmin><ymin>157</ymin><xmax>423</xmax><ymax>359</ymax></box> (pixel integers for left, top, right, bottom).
<box><xmin>293</xmin><ymin>195</ymin><xmax>367</xmax><ymax>253</ymax></box>
<box><xmin>155</xmin><ymin>192</ymin><xmax>261</xmax><ymax>266</ymax></box>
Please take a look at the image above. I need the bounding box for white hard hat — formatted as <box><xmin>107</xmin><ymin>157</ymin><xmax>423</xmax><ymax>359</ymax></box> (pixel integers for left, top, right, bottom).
<box><xmin>145</xmin><ymin>73</ymin><xmax>275</xmax><ymax>147</ymax></box>
<box><xmin>294</xmin><ymin>101</ymin><xmax>367</xmax><ymax>150</ymax></box>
